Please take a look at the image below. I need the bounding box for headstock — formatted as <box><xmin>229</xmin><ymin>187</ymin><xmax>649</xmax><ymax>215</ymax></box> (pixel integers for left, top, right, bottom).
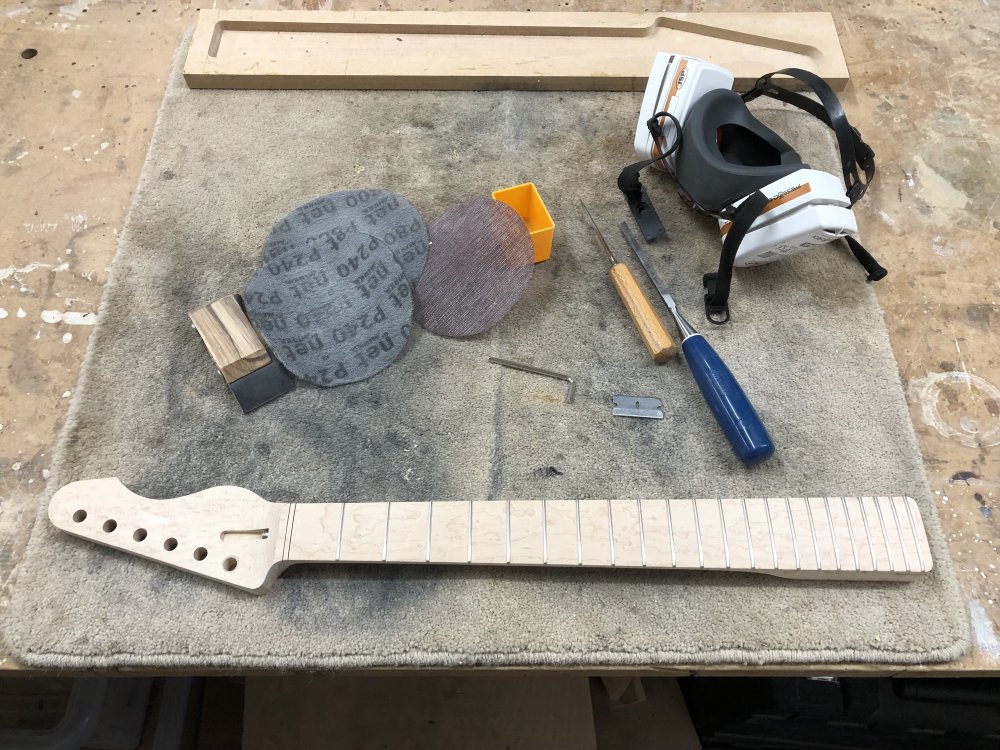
<box><xmin>48</xmin><ymin>478</ymin><xmax>290</xmax><ymax>593</ymax></box>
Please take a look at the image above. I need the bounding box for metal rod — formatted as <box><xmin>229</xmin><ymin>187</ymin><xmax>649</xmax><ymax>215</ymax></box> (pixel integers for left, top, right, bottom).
<box><xmin>488</xmin><ymin>357</ymin><xmax>576</xmax><ymax>404</ymax></box>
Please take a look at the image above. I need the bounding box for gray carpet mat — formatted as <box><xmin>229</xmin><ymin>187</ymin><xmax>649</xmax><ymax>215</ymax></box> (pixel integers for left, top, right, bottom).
<box><xmin>3</xmin><ymin>38</ymin><xmax>969</xmax><ymax>668</ymax></box>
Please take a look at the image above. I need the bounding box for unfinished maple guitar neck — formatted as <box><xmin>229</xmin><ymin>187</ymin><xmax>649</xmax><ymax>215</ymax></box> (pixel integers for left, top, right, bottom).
<box><xmin>49</xmin><ymin>479</ymin><xmax>931</xmax><ymax>594</ymax></box>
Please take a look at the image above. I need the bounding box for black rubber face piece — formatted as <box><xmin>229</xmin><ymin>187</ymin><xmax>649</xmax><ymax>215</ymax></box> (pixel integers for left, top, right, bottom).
<box><xmin>263</xmin><ymin>189</ymin><xmax>429</xmax><ymax>284</ymax></box>
<box><xmin>413</xmin><ymin>198</ymin><xmax>534</xmax><ymax>338</ymax></box>
<box><xmin>244</xmin><ymin>228</ymin><xmax>413</xmax><ymax>387</ymax></box>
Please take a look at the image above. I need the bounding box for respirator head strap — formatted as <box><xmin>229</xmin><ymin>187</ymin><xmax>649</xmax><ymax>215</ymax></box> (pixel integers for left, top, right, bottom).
<box><xmin>702</xmin><ymin>190</ymin><xmax>772</xmax><ymax>325</ymax></box>
<box><xmin>616</xmin><ymin>111</ymin><xmax>683</xmax><ymax>242</ymax></box>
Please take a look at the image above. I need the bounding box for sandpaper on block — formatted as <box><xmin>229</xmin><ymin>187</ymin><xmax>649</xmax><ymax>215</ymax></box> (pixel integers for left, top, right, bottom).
<box><xmin>189</xmin><ymin>294</ymin><xmax>296</xmax><ymax>413</ymax></box>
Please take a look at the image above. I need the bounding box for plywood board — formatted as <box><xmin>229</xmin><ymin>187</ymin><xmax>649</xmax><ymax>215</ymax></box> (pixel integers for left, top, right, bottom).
<box><xmin>183</xmin><ymin>10</ymin><xmax>849</xmax><ymax>91</ymax></box>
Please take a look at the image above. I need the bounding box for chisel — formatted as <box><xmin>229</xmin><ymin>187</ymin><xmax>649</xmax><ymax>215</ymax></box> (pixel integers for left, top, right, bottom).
<box><xmin>581</xmin><ymin>202</ymin><xmax>676</xmax><ymax>363</ymax></box>
<box><xmin>619</xmin><ymin>222</ymin><xmax>774</xmax><ymax>465</ymax></box>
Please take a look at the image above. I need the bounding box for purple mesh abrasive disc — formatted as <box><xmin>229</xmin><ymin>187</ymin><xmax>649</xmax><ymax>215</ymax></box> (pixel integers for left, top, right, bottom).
<box><xmin>244</xmin><ymin>229</ymin><xmax>412</xmax><ymax>387</ymax></box>
<box><xmin>413</xmin><ymin>198</ymin><xmax>534</xmax><ymax>337</ymax></box>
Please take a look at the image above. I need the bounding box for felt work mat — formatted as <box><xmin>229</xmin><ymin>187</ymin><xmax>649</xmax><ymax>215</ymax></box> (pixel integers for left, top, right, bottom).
<box><xmin>4</xmin><ymin>39</ymin><xmax>969</xmax><ymax>669</ymax></box>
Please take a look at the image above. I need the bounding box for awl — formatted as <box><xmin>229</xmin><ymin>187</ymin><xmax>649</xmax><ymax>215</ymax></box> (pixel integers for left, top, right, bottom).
<box><xmin>619</xmin><ymin>223</ymin><xmax>774</xmax><ymax>465</ymax></box>
<box><xmin>581</xmin><ymin>202</ymin><xmax>676</xmax><ymax>363</ymax></box>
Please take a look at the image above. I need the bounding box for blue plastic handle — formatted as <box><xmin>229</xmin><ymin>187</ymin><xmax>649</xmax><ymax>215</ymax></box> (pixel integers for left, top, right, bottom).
<box><xmin>681</xmin><ymin>334</ymin><xmax>775</xmax><ymax>466</ymax></box>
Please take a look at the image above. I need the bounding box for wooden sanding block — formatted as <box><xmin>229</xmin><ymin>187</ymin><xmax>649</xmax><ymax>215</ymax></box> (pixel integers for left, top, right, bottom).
<box><xmin>189</xmin><ymin>294</ymin><xmax>295</xmax><ymax>413</ymax></box>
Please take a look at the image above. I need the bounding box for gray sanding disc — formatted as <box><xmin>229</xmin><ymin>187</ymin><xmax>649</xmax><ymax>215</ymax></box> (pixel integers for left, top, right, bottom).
<box><xmin>244</xmin><ymin>230</ymin><xmax>413</xmax><ymax>387</ymax></box>
<box><xmin>264</xmin><ymin>189</ymin><xmax>429</xmax><ymax>284</ymax></box>
<box><xmin>413</xmin><ymin>198</ymin><xmax>534</xmax><ymax>337</ymax></box>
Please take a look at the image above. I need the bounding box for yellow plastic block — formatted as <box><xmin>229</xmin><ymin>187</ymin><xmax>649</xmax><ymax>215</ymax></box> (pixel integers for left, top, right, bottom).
<box><xmin>492</xmin><ymin>183</ymin><xmax>555</xmax><ymax>263</ymax></box>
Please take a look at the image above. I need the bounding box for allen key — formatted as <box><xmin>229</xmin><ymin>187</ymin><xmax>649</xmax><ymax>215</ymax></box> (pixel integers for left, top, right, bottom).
<box><xmin>488</xmin><ymin>357</ymin><xmax>576</xmax><ymax>404</ymax></box>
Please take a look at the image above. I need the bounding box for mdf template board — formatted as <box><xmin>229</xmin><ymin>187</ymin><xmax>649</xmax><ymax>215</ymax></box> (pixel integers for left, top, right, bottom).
<box><xmin>183</xmin><ymin>10</ymin><xmax>850</xmax><ymax>91</ymax></box>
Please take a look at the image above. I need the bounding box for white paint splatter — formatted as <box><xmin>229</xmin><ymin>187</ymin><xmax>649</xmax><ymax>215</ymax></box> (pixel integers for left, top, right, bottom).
<box><xmin>913</xmin><ymin>155</ymin><xmax>971</xmax><ymax>211</ymax></box>
<box><xmin>969</xmin><ymin>600</ymin><xmax>1000</xmax><ymax>659</ymax></box>
<box><xmin>61</xmin><ymin>391</ymin><xmax>71</xmax><ymax>399</ymax></box>
<box><xmin>40</xmin><ymin>310</ymin><xmax>96</xmax><ymax>325</ymax></box>
<box><xmin>62</xmin><ymin>332</ymin><xmax>73</xmax><ymax>344</ymax></box>
<box><xmin>16</xmin><ymin>308</ymin><xmax>26</xmax><ymax>318</ymax></box>
<box><xmin>931</xmin><ymin>236</ymin><xmax>955</xmax><ymax>256</ymax></box>
<box><xmin>42</xmin><ymin>469</ymin><xmax>50</xmax><ymax>480</ymax></box>
<box><xmin>877</xmin><ymin>210</ymin><xmax>895</xmax><ymax>226</ymax></box>
<box><xmin>52</xmin><ymin>262</ymin><xmax>70</xmax><ymax>272</ymax></box>
<box><xmin>5</xmin><ymin>7</ymin><xmax>30</xmax><ymax>17</ymax></box>
<box><xmin>66</xmin><ymin>213</ymin><xmax>87</xmax><ymax>231</ymax></box>
<box><xmin>0</xmin><ymin>309</ymin><xmax>7</xmax><ymax>319</ymax></box>
<box><xmin>11</xmin><ymin>463</ymin><xmax>22</xmax><ymax>471</ymax></box>
<box><xmin>59</xmin><ymin>0</ymin><xmax>103</xmax><ymax>20</ymax></box>
<box><xmin>100</xmin><ymin>141</ymin><xmax>109</xmax><ymax>151</ymax></box>
<box><xmin>20</xmin><ymin>223</ymin><xmax>58</xmax><ymax>233</ymax></box>
<box><xmin>71</xmin><ymin>89</ymin><xmax>82</xmax><ymax>99</ymax></box>
<box><xmin>910</xmin><ymin>371</ymin><xmax>1000</xmax><ymax>448</ymax></box>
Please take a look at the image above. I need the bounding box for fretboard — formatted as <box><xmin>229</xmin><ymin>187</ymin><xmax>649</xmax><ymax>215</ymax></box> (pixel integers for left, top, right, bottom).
<box><xmin>283</xmin><ymin>496</ymin><xmax>931</xmax><ymax>579</ymax></box>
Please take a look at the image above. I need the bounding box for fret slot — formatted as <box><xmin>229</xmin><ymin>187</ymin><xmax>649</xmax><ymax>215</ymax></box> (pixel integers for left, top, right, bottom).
<box><xmin>669</xmin><ymin>499</ymin><xmax>701</xmax><ymax>568</ymax></box>
<box><xmin>609</xmin><ymin>500</ymin><xmax>644</xmax><ymax>567</ymax></box>
<box><xmin>903</xmin><ymin>496</ymin><xmax>932</xmax><ymax>572</ymax></box>
<box><xmin>874</xmin><ymin>496</ymin><xmax>905</xmax><ymax>573</ymax></box>
<box><xmin>787</xmin><ymin>498</ymin><xmax>817</xmax><ymax>570</ymax></box>
<box><xmin>384</xmin><ymin>501</ymin><xmax>430</xmax><ymax>563</ymax></box>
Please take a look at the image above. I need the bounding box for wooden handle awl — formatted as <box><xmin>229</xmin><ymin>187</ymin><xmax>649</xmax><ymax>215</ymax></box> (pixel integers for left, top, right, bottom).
<box><xmin>609</xmin><ymin>263</ymin><xmax>677</xmax><ymax>363</ymax></box>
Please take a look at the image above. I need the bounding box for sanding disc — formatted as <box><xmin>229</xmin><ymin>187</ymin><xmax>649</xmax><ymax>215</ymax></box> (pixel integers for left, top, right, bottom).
<box><xmin>413</xmin><ymin>198</ymin><xmax>534</xmax><ymax>337</ymax></box>
<box><xmin>244</xmin><ymin>230</ymin><xmax>413</xmax><ymax>387</ymax></box>
<box><xmin>264</xmin><ymin>189</ymin><xmax>429</xmax><ymax>284</ymax></box>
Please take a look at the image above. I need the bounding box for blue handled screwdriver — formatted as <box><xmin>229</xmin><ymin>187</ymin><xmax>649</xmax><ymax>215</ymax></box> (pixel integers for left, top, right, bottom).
<box><xmin>619</xmin><ymin>222</ymin><xmax>775</xmax><ymax>465</ymax></box>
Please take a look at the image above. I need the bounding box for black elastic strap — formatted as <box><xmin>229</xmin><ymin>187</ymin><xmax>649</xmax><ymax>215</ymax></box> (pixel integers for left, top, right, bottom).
<box><xmin>845</xmin><ymin>236</ymin><xmax>888</xmax><ymax>281</ymax></box>
<box><xmin>742</xmin><ymin>68</ymin><xmax>875</xmax><ymax>205</ymax></box>
<box><xmin>702</xmin><ymin>190</ymin><xmax>771</xmax><ymax>324</ymax></box>
<box><xmin>617</xmin><ymin>112</ymin><xmax>682</xmax><ymax>242</ymax></box>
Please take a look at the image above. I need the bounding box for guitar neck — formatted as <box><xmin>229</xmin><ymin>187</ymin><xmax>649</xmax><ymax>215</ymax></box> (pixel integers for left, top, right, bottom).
<box><xmin>48</xmin><ymin>479</ymin><xmax>933</xmax><ymax>593</ymax></box>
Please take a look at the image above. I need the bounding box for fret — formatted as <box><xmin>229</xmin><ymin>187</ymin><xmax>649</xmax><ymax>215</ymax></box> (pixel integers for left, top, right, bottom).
<box><xmin>841</xmin><ymin>497</ymin><xmax>860</xmax><ymax>572</ymax></box>
<box><xmin>823</xmin><ymin>497</ymin><xmax>842</xmax><ymax>572</ymax></box>
<box><xmin>383</xmin><ymin>502</ymin><xmax>392</xmax><ymax>562</ymax></box>
<box><xmin>426</xmin><ymin>500</ymin><xmax>434</xmax><ymax>562</ymax></box>
<box><xmin>741</xmin><ymin>498</ymin><xmax>755</xmax><ymax>570</ymax></box>
<box><xmin>505</xmin><ymin>497</ymin><xmax>511</xmax><ymax>564</ymax></box>
<box><xmin>857</xmin><ymin>496</ymin><xmax>879</xmax><ymax>571</ymax></box>
<box><xmin>607</xmin><ymin>499</ymin><xmax>616</xmax><ymax>565</ymax></box>
<box><xmin>693</xmin><ymin>498</ymin><xmax>705</xmax><ymax>568</ymax></box>
<box><xmin>718</xmin><ymin>499</ymin><xmax>731</xmax><ymax>569</ymax></box>
<box><xmin>575</xmin><ymin>499</ymin><xmax>583</xmax><ymax>565</ymax></box>
<box><xmin>764</xmin><ymin>498</ymin><xmax>778</xmax><ymax>569</ymax></box>
<box><xmin>467</xmin><ymin>499</ymin><xmax>473</xmax><ymax>563</ymax></box>
<box><xmin>336</xmin><ymin>502</ymin><xmax>346</xmax><ymax>561</ymax></box>
<box><xmin>638</xmin><ymin>499</ymin><xmax>647</xmax><ymax>567</ymax></box>
<box><xmin>804</xmin><ymin>498</ymin><xmax>823</xmax><ymax>570</ymax></box>
<box><xmin>666</xmin><ymin>499</ymin><xmax>677</xmax><ymax>568</ymax></box>
<box><xmin>49</xmin><ymin>478</ymin><xmax>939</xmax><ymax>593</ymax></box>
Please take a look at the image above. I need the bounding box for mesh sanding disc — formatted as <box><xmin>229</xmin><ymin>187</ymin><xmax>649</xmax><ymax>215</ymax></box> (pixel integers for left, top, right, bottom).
<box><xmin>244</xmin><ymin>230</ymin><xmax>413</xmax><ymax>387</ymax></box>
<box><xmin>264</xmin><ymin>189</ymin><xmax>429</xmax><ymax>284</ymax></box>
<box><xmin>413</xmin><ymin>198</ymin><xmax>534</xmax><ymax>337</ymax></box>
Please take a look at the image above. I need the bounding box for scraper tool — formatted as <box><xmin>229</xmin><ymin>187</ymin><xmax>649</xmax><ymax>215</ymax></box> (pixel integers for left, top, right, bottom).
<box><xmin>620</xmin><ymin>222</ymin><xmax>774</xmax><ymax>465</ymax></box>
